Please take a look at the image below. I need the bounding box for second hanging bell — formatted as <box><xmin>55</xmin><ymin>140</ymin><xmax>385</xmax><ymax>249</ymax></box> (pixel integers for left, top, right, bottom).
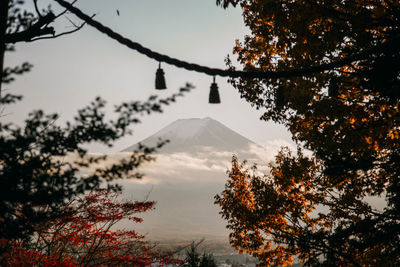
<box><xmin>209</xmin><ymin>77</ymin><xmax>221</xmax><ymax>104</ymax></box>
<box><xmin>155</xmin><ymin>63</ymin><xmax>167</xmax><ymax>90</ymax></box>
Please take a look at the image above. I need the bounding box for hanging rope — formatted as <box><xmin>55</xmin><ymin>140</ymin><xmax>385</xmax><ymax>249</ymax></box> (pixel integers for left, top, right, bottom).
<box><xmin>54</xmin><ymin>0</ymin><xmax>399</xmax><ymax>80</ymax></box>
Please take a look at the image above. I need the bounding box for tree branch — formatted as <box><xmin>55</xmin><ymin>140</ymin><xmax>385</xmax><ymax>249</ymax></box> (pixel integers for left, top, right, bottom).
<box><xmin>5</xmin><ymin>12</ymin><xmax>56</xmax><ymax>43</ymax></box>
<box><xmin>0</xmin><ymin>0</ymin><xmax>10</xmax><ymax>97</ymax></box>
<box><xmin>30</xmin><ymin>21</ymin><xmax>86</xmax><ymax>42</ymax></box>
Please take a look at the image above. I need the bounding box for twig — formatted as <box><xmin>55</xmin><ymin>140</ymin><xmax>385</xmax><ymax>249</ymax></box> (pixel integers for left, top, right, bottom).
<box><xmin>33</xmin><ymin>0</ymin><xmax>42</xmax><ymax>18</ymax></box>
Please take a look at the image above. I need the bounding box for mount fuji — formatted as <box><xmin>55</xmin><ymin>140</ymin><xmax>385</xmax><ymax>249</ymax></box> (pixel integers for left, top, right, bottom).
<box><xmin>118</xmin><ymin>118</ymin><xmax>276</xmax><ymax>244</ymax></box>
<box><xmin>122</xmin><ymin>117</ymin><xmax>258</xmax><ymax>154</ymax></box>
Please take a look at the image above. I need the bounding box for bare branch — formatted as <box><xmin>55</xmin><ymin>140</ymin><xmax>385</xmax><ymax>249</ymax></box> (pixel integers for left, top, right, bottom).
<box><xmin>5</xmin><ymin>12</ymin><xmax>56</xmax><ymax>43</ymax></box>
<box><xmin>4</xmin><ymin>0</ymin><xmax>84</xmax><ymax>44</ymax></box>
<box><xmin>54</xmin><ymin>0</ymin><xmax>78</xmax><ymax>20</ymax></box>
<box><xmin>65</xmin><ymin>16</ymin><xmax>79</xmax><ymax>28</ymax></box>
<box><xmin>30</xmin><ymin>21</ymin><xmax>86</xmax><ymax>42</ymax></box>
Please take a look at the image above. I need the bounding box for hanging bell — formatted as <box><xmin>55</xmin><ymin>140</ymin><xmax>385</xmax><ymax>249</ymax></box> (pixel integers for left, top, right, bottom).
<box><xmin>155</xmin><ymin>62</ymin><xmax>167</xmax><ymax>90</ymax></box>
<box><xmin>328</xmin><ymin>76</ymin><xmax>338</xmax><ymax>97</ymax></box>
<box><xmin>209</xmin><ymin>77</ymin><xmax>221</xmax><ymax>104</ymax></box>
<box><xmin>275</xmin><ymin>86</ymin><xmax>285</xmax><ymax>109</ymax></box>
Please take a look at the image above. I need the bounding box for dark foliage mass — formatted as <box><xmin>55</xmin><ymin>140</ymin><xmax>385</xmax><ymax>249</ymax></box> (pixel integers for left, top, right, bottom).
<box><xmin>215</xmin><ymin>0</ymin><xmax>400</xmax><ymax>266</ymax></box>
<box><xmin>184</xmin><ymin>241</ymin><xmax>217</xmax><ymax>267</ymax></box>
<box><xmin>0</xmin><ymin>0</ymin><xmax>195</xmax><ymax>245</ymax></box>
<box><xmin>0</xmin><ymin>85</ymin><xmax>193</xmax><ymax>240</ymax></box>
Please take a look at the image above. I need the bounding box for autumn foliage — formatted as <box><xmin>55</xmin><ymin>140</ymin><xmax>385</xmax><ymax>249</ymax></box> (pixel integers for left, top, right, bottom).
<box><xmin>216</xmin><ymin>0</ymin><xmax>400</xmax><ymax>265</ymax></box>
<box><xmin>216</xmin><ymin>150</ymin><xmax>323</xmax><ymax>266</ymax></box>
<box><xmin>1</xmin><ymin>190</ymin><xmax>181</xmax><ymax>266</ymax></box>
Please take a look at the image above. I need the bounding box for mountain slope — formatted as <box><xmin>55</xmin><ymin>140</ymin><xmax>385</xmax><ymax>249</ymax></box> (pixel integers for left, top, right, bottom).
<box><xmin>123</xmin><ymin>117</ymin><xmax>257</xmax><ymax>153</ymax></box>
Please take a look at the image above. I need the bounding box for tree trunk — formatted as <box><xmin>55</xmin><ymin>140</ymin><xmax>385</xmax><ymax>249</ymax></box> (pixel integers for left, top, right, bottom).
<box><xmin>0</xmin><ymin>0</ymin><xmax>10</xmax><ymax>98</ymax></box>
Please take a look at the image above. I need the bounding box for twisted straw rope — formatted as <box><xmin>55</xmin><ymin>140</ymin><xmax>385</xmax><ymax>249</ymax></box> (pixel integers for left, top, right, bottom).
<box><xmin>55</xmin><ymin>0</ymin><xmax>397</xmax><ymax>80</ymax></box>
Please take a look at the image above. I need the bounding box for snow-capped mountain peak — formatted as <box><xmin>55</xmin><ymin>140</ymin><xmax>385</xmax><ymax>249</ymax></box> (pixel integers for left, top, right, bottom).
<box><xmin>122</xmin><ymin>117</ymin><xmax>256</xmax><ymax>153</ymax></box>
<box><xmin>153</xmin><ymin>117</ymin><xmax>214</xmax><ymax>140</ymax></box>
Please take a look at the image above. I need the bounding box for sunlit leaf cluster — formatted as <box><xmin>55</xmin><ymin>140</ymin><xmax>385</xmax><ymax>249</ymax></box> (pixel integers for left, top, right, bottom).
<box><xmin>216</xmin><ymin>0</ymin><xmax>400</xmax><ymax>265</ymax></box>
<box><xmin>2</xmin><ymin>190</ymin><xmax>181</xmax><ymax>266</ymax></box>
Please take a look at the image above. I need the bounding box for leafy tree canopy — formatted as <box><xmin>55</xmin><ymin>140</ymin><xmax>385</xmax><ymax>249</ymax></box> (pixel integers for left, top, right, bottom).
<box><xmin>2</xmin><ymin>190</ymin><xmax>182</xmax><ymax>266</ymax></box>
<box><xmin>215</xmin><ymin>0</ymin><xmax>400</xmax><ymax>265</ymax></box>
<box><xmin>0</xmin><ymin>86</ymin><xmax>192</xmax><ymax>241</ymax></box>
<box><xmin>0</xmin><ymin>0</ymin><xmax>194</xmax><ymax>242</ymax></box>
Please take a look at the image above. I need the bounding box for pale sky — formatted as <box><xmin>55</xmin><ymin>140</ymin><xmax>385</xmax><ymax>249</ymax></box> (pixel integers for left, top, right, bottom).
<box><xmin>5</xmin><ymin>0</ymin><xmax>292</xmax><ymax>153</ymax></box>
